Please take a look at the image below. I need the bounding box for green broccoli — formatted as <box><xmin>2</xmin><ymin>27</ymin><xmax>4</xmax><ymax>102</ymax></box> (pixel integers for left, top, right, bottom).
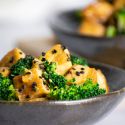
<box><xmin>0</xmin><ymin>74</ymin><xmax>16</xmax><ymax>101</ymax></box>
<box><xmin>106</xmin><ymin>25</ymin><xmax>117</xmax><ymax>38</ymax></box>
<box><xmin>71</xmin><ymin>55</ymin><xmax>88</xmax><ymax>66</ymax></box>
<box><xmin>49</xmin><ymin>79</ymin><xmax>106</xmax><ymax>100</ymax></box>
<box><xmin>116</xmin><ymin>8</ymin><xmax>125</xmax><ymax>34</ymax></box>
<box><xmin>43</xmin><ymin>61</ymin><xmax>67</xmax><ymax>88</ymax></box>
<box><xmin>10</xmin><ymin>55</ymin><xmax>34</xmax><ymax>79</ymax></box>
<box><xmin>43</xmin><ymin>61</ymin><xmax>56</xmax><ymax>74</ymax></box>
<box><xmin>44</xmin><ymin>72</ymin><xmax>67</xmax><ymax>88</ymax></box>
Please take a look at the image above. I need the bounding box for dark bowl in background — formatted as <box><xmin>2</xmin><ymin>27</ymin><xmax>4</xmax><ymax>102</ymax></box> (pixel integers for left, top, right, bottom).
<box><xmin>50</xmin><ymin>10</ymin><xmax>125</xmax><ymax>68</ymax></box>
<box><xmin>0</xmin><ymin>61</ymin><xmax>125</xmax><ymax>125</ymax></box>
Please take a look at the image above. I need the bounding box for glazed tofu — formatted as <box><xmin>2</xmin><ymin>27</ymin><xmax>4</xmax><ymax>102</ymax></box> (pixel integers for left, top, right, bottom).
<box><xmin>79</xmin><ymin>19</ymin><xmax>105</xmax><ymax>37</ymax></box>
<box><xmin>13</xmin><ymin>68</ymin><xmax>50</xmax><ymax>101</ymax></box>
<box><xmin>0</xmin><ymin>67</ymin><xmax>10</xmax><ymax>77</ymax></box>
<box><xmin>45</xmin><ymin>44</ymin><xmax>72</xmax><ymax>75</ymax></box>
<box><xmin>65</xmin><ymin>65</ymin><xmax>109</xmax><ymax>93</ymax></box>
<box><xmin>82</xmin><ymin>1</ymin><xmax>114</xmax><ymax>22</ymax></box>
<box><xmin>0</xmin><ymin>48</ymin><xmax>25</xmax><ymax>67</ymax></box>
<box><xmin>114</xmin><ymin>0</ymin><xmax>125</xmax><ymax>10</ymax></box>
<box><xmin>97</xmin><ymin>69</ymin><xmax>109</xmax><ymax>93</ymax></box>
<box><xmin>65</xmin><ymin>65</ymin><xmax>97</xmax><ymax>85</ymax></box>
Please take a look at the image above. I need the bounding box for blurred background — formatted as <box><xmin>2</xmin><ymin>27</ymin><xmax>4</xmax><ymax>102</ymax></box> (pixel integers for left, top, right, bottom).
<box><xmin>0</xmin><ymin>0</ymin><xmax>92</xmax><ymax>57</ymax></box>
<box><xmin>0</xmin><ymin>0</ymin><xmax>125</xmax><ymax>125</ymax></box>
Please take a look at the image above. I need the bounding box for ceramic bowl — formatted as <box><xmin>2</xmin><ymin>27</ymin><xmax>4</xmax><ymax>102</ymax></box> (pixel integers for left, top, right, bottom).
<box><xmin>0</xmin><ymin>61</ymin><xmax>125</xmax><ymax>125</ymax></box>
<box><xmin>50</xmin><ymin>10</ymin><xmax>125</xmax><ymax>58</ymax></box>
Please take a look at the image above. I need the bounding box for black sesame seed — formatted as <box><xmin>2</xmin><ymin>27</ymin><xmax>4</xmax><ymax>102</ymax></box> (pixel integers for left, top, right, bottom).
<box><xmin>41</xmin><ymin>52</ymin><xmax>46</xmax><ymax>56</ymax></box>
<box><xmin>80</xmin><ymin>71</ymin><xmax>84</xmax><ymax>74</ymax></box>
<box><xmin>67</xmin><ymin>57</ymin><xmax>70</xmax><ymax>61</ymax></box>
<box><xmin>65</xmin><ymin>71</ymin><xmax>71</xmax><ymax>76</ymax></box>
<box><xmin>32</xmin><ymin>82</ymin><xmax>37</xmax><ymax>86</ymax></box>
<box><xmin>61</xmin><ymin>45</ymin><xmax>66</xmax><ymax>50</ymax></box>
<box><xmin>9</xmin><ymin>57</ymin><xmax>14</xmax><ymax>63</ymax></box>
<box><xmin>52</xmin><ymin>49</ymin><xmax>57</xmax><ymax>54</ymax></box>
<box><xmin>25</xmin><ymin>72</ymin><xmax>31</xmax><ymax>75</ymax></box>
<box><xmin>19</xmin><ymin>52</ymin><xmax>23</xmax><ymax>55</ymax></box>
<box><xmin>33</xmin><ymin>60</ymin><xmax>38</xmax><ymax>64</ymax></box>
<box><xmin>39</xmin><ymin>64</ymin><xmax>45</xmax><ymax>70</ymax></box>
<box><xmin>2</xmin><ymin>69</ymin><xmax>5</xmax><ymax>72</ymax></box>
<box><xmin>39</xmin><ymin>76</ymin><xmax>42</xmax><ymax>79</ymax></box>
<box><xmin>26</xmin><ymin>95</ymin><xmax>30</xmax><ymax>99</ymax></box>
<box><xmin>41</xmin><ymin>58</ymin><xmax>46</xmax><ymax>61</ymax></box>
<box><xmin>76</xmin><ymin>71</ymin><xmax>80</xmax><ymax>76</ymax></box>
<box><xmin>18</xmin><ymin>88</ymin><xmax>23</xmax><ymax>93</ymax></box>
<box><xmin>32</xmin><ymin>82</ymin><xmax>37</xmax><ymax>92</ymax></box>
<box><xmin>81</xmin><ymin>68</ymin><xmax>84</xmax><ymax>70</ymax></box>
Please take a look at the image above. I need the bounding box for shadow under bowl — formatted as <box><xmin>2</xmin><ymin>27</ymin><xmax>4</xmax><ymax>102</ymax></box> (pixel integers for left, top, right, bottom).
<box><xmin>50</xmin><ymin>10</ymin><xmax>125</xmax><ymax>58</ymax></box>
<box><xmin>0</xmin><ymin>61</ymin><xmax>125</xmax><ymax>125</ymax></box>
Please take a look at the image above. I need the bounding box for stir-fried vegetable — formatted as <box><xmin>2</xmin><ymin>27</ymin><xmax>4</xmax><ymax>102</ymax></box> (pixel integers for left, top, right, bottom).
<box><xmin>0</xmin><ymin>74</ymin><xmax>16</xmax><ymax>101</ymax></box>
<box><xmin>0</xmin><ymin>44</ymin><xmax>108</xmax><ymax>101</ymax></box>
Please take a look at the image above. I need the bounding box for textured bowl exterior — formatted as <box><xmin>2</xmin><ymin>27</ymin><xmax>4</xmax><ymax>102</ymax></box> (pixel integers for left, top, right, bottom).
<box><xmin>0</xmin><ymin>62</ymin><xmax>125</xmax><ymax>125</ymax></box>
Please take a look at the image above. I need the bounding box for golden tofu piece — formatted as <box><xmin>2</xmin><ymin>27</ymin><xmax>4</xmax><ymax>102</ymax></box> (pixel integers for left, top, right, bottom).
<box><xmin>97</xmin><ymin>69</ymin><xmax>109</xmax><ymax>93</ymax></box>
<box><xmin>0</xmin><ymin>48</ymin><xmax>25</xmax><ymax>67</ymax></box>
<box><xmin>79</xmin><ymin>19</ymin><xmax>105</xmax><ymax>37</ymax></box>
<box><xmin>114</xmin><ymin>0</ymin><xmax>125</xmax><ymax>10</ymax></box>
<box><xmin>13</xmin><ymin>68</ymin><xmax>50</xmax><ymax>101</ymax></box>
<box><xmin>45</xmin><ymin>44</ymin><xmax>72</xmax><ymax>75</ymax></box>
<box><xmin>65</xmin><ymin>65</ymin><xmax>97</xmax><ymax>85</ymax></box>
<box><xmin>0</xmin><ymin>67</ymin><xmax>10</xmax><ymax>77</ymax></box>
<box><xmin>82</xmin><ymin>1</ymin><xmax>113</xmax><ymax>22</ymax></box>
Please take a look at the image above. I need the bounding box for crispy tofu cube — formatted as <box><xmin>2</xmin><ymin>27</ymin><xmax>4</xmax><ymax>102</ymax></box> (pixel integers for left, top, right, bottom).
<box><xmin>65</xmin><ymin>65</ymin><xmax>109</xmax><ymax>93</ymax></box>
<box><xmin>13</xmin><ymin>68</ymin><xmax>50</xmax><ymax>101</ymax></box>
<box><xmin>114</xmin><ymin>0</ymin><xmax>125</xmax><ymax>10</ymax></box>
<box><xmin>97</xmin><ymin>69</ymin><xmax>109</xmax><ymax>93</ymax></box>
<box><xmin>82</xmin><ymin>1</ymin><xmax>114</xmax><ymax>22</ymax></box>
<box><xmin>0</xmin><ymin>48</ymin><xmax>25</xmax><ymax>67</ymax></box>
<box><xmin>45</xmin><ymin>44</ymin><xmax>72</xmax><ymax>75</ymax></box>
<box><xmin>79</xmin><ymin>19</ymin><xmax>105</xmax><ymax>37</ymax></box>
<box><xmin>65</xmin><ymin>65</ymin><xmax>97</xmax><ymax>85</ymax></box>
<box><xmin>0</xmin><ymin>67</ymin><xmax>10</xmax><ymax>77</ymax></box>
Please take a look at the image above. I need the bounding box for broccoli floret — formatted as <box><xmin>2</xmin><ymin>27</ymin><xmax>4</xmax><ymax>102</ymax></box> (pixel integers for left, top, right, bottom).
<box><xmin>116</xmin><ymin>8</ymin><xmax>125</xmax><ymax>34</ymax></box>
<box><xmin>44</xmin><ymin>72</ymin><xmax>67</xmax><ymax>88</ymax></box>
<box><xmin>71</xmin><ymin>55</ymin><xmax>88</xmax><ymax>66</ymax></box>
<box><xmin>10</xmin><ymin>55</ymin><xmax>34</xmax><ymax>79</ymax></box>
<box><xmin>43</xmin><ymin>61</ymin><xmax>56</xmax><ymax>74</ymax></box>
<box><xmin>106</xmin><ymin>25</ymin><xmax>117</xmax><ymax>38</ymax></box>
<box><xmin>0</xmin><ymin>74</ymin><xmax>16</xmax><ymax>101</ymax></box>
<box><xmin>43</xmin><ymin>61</ymin><xmax>67</xmax><ymax>88</ymax></box>
<box><xmin>49</xmin><ymin>79</ymin><xmax>106</xmax><ymax>100</ymax></box>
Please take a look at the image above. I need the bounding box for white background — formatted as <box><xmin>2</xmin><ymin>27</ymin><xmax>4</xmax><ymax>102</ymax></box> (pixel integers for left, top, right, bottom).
<box><xmin>0</xmin><ymin>0</ymin><xmax>124</xmax><ymax>125</ymax></box>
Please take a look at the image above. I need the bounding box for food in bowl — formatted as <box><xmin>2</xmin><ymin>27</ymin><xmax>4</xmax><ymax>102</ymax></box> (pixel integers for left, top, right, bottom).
<box><xmin>0</xmin><ymin>44</ymin><xmax>109</xmax><ymax>102</ymax></box>
<box><xmin>77</xmin><ymin>0</ymin><xmax>125</xmax><ymax>37</ymax></box>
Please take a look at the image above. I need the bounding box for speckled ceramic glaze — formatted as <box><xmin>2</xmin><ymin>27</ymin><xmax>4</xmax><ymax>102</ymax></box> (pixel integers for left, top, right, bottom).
<box><xmin>50</xmin><ymin>10</ymin><xmax>125</xmax><ymax>57</ymax></box>
<box><xmin>0</xmin><ymin>61</ymin><xmax>125</xmax><ymax>125</ymax></box>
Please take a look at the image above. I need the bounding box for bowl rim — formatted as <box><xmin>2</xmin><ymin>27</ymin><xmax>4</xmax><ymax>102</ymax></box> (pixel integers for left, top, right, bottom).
<box><xmin>49</xmin><ymin>9</ymin><xmax>125</xmax><ymax>41</ymax></box>
<box><xmin>0</xmin><ymin>61</ymin><xmax>125</xmax><ymax>105</ymax></box>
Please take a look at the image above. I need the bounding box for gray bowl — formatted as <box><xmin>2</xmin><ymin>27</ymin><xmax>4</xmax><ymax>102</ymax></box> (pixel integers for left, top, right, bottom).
<box><xmin>0</xmin><ymin>61</ymin><xmax>125</xmax><ymax>125</ymax></box>
<box><xmin>50</xmin><ymin>10</ymin><xmax>125</xmax><ymax>58</ymax></box>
